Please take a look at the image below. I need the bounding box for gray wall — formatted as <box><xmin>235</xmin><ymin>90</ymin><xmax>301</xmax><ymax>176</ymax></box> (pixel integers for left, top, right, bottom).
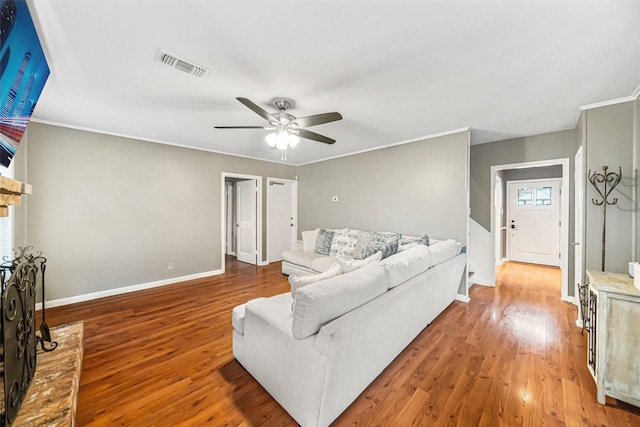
<box><xmin>584</xmin><ymin>102</ymin><xmax>635</xmax><ymax>274</ymax></box>
<box><xmin>15</xmin><ymin>122</ymin><xmax>296</xmax><ymax>301</ymax></box>
<box><xmin>470</xmin><ymin>129</ymin><xmax>576</xmax><ymax>231</ymax></box>
<box><xmin>297</xmin><ymin>132</ymin><xmax>469</xmax><ymax>244</ymax></box>
<box><xmin>502</xmin><ymin>165</ymin><xmax>563</xmax><ymax>182</ymax></box>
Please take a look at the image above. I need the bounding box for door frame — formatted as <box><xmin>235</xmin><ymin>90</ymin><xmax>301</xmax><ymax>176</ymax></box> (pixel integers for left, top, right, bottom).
<box><xmin>506</xmin><ymin>177</ymin><xmax>562</xmax><ymax>267</ymax></box>
<box><xmin>490</xmin><ymin>158</ymin><xmax>572</xmax><ymax>304</ymax></box>
<box><xmin>574</xmin><ymin>146</ymin><xmax>585</xmax><ymax>327</ymax></box>
<box><xmin>221</xmin><ymin>172</ymin><xmax>264</xmax><ymax>273</ymax></box>
<box><xmin>266</xmin><ymin>177</ymin><xmax>298</xmax><ymax>263</ymax></box>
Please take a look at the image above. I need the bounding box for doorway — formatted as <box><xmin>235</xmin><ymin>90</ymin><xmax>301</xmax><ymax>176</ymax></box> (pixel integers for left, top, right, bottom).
<box><xmin>221</xmin><ymin>173</ymin><xmax>263</xmax><ymax>272</ymax></box>
<box><xmin>266</xmin><ymin>178</ymin><xmax>298</xmax><ymax>263</ymax></box>
<box><xmin>490</xmin><ymin>159</ymin><xmax>571</xmax><ymax>303</ymax></box>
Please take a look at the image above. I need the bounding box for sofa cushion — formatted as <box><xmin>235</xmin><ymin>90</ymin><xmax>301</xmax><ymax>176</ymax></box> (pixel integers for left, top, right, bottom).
<box><xmin>282</xmin><ymin>250</ymin><xmax>328</xmax><ymax>269</ymax></box>
<box><xmin>314</xmin><ymin>228</ymin><xmax>335</xmax><ymax>255</ymax></box>
<box><xmin>329</xmin><ymin>229</ymin><xmax>360</xmax><ymax>259</ymax></box>
<box><xmin>232</xmin><ymin>304</ymin><xmax>246</xmax><ymax>335</ymax></box>
<box><xmin>382</xmin><ymin>244</ymin><xmax>433</xmax><ymax>288</ymax></box>
<box><xmin>302</xmin><ymin>229</ymin><xmax>319</xmax><ymax>252</ymax></box>
<box><xmin>292</xmin><ymin>263</ymin><xmax>389</xmax><ymax>339</ymax></box>
<box><xmin>336</xmin><ymin>251</ymin><xmax>382</xmax><ymax>273</ymax></box>
<box><xmin>289</xmin><ymin>263</ymin><xmax>343</xmax><ymax>297</ymax></box>
<box><xmin>429</xmin><ymin>239</ymin><xmax>461</xmax><ymax>266</ymax></box>
<box><xmin>311</xmin><ymin>256</ymin><xmax>339</xmax><ymax>273</ymax></box>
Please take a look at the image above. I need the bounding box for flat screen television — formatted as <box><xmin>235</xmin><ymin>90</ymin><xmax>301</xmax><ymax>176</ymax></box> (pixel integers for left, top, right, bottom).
<box><xmin>0</xmin><ymin>0</ymin><xmax>49</xmax><ymax>168</ymax></box>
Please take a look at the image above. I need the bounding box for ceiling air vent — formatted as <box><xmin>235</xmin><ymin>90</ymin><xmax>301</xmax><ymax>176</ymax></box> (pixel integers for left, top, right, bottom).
<box><xmin>154</xmin><ymin>49</ymin><xmax>210</xmax><ymax>79</ymax></box>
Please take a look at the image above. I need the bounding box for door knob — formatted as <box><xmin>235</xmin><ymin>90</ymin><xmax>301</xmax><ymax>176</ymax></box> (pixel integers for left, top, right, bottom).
<box><xmin>572</xmin><ymin>242</ymin><xmax>580</xmax><ymax>246</ymax></box>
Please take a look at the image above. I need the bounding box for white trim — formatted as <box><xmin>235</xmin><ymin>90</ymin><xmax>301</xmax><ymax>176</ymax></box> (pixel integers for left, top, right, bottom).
<box><xmin>221</xmin><ymin>173</ymin><xmax>263</xmax><ymax>272</ymax></box>
<box><xmin>490</xmin><ymin>158</ymin><xmax>571</xmax><ymax>304</ymax></box>
<box><xmin>455</xmin><ymin>294</ymin><xmax>470</xmax><ymax>303</ymax></box>
<box><xmin>579</xmin><ymin>84</ymin><xmax>640</xmax><ymax>111</ymax></box>
<box><xmin>297</xmin><ymin>127</ymin><xmax>470</xmax><ymax>166</ymax></box>
<box><xmin>36</xmin><ymin>269</ymin><xmax>223</xmax><ymax>310</ymax></box>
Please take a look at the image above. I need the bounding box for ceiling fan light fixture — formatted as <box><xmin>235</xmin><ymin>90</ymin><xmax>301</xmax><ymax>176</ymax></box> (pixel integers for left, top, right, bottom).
<box><xmin>266</xmin><ymin>133</ymin><xmax>278</xmax><ymax>147</ymax></box>
<box><xmin>276</xmin><ymin>131</ymin><xmax>289</xmax><ymax>150</ymax></box>
<box><xmin>288</xmin><ymin>134</ymin><xmax>300</xmax><ymax>148</ymax></box>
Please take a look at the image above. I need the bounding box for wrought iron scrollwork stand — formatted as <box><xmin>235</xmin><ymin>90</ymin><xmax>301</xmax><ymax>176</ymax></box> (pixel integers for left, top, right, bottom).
<box><xmin>578</xmin><ymin>283</ymin><xmax>590</xmax><ymax>334</ymax></box>
<box><xmin>2</xmin><ymin>247</ymin><xmax>57</xmax><ymax>352</ymax></box>
<box><xmin>588</xmin><ymin>166</ymin><xmax>622</xmax><ymax>272</ymax></box>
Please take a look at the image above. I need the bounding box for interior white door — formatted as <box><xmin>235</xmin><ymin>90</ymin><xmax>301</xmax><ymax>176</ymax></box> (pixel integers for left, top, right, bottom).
<box><xmin>267</xmin><ymin>180</ymin><xmax>297</xmax><ymax>262</ymax></box>
<box><xmin>508</xmin><ymin>179</ymin><xmax>561</xmax><ymax>267</ymax></box>
<box><xmin>235</xmin><ymin>179</ymin><xmax>257</xmax><ymax>265</ymax></box>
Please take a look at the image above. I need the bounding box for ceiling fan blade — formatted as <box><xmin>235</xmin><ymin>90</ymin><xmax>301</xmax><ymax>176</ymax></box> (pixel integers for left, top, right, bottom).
<box><xmin>214</xmin><ymin>126</ymin><xmax>266</xmax><ymax>129</ymax></box>
<box><xmin>294</xmin><ymin>112</ymin><xmax>343</xmax><ymax>128</ymax></box>
<box><xmin>236</xmin><ymin>97</ymin><xmax>276</xmax><ymax>122</ymax></box>
<box><xmin>297</xmin><ymin>129</ymin><xmax>336</xmax><ymax>145</ymax></box>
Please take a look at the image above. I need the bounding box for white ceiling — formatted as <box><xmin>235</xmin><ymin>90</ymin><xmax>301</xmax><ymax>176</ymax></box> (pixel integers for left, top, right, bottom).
<box><xmin>29</xmin><ymin>1</ymin><xmax>640</xmax><ymax>165</ymax></box>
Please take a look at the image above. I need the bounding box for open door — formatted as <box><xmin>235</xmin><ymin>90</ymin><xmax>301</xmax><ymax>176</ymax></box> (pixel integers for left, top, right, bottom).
<box><xmin>235</xmin><ymin>179</ymin><xmax>257</xmax><ymax>265</ymax></box>
<box><xmin>267</xmin><ymin>178</ymin><xmax>298</xmax><ymax>263</ymax></box>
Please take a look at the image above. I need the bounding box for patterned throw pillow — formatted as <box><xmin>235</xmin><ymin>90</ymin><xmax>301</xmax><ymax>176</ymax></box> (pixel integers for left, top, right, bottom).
<box><xmin>363</xmin><ymin>240</ymin><xmax>399</xmax><ymax>259</ymax></box>
<box><xmin>416</xmin><ymin>234</ymin><xmax>430</xmax><ymax>246</ymax></box>
<box><xmin>330</xmin><ymin>229</ymin><xmax>360</xmax><ymax>259</ymax></box>
<box><xmin>352</xmin><ymin>231</ymin><xmax>373</xmax><ymax>260</ymax></box>
<box><xmin>314</xmin><ymin>228</ymin><xmax>335</xmax><ymax>256</ymax></box>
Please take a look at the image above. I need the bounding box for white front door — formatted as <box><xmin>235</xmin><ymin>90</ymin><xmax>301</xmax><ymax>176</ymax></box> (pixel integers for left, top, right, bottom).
<box><xmin>507</xmin><ymin>179</ymin><xmax>561</xmax><ymax>267</ymax></box>
<box><xmin>267</xmin><ymin>179</ymin><xmax>297</xmax><ymax>262</ymax></box>
<box><xmin>235</xmin><ymin>179</ymin><xmax>257</xmax><ymax>265</ymax></box>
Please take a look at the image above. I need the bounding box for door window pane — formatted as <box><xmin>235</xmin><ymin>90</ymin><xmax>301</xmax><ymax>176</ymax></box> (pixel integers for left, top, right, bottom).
<box><xmin>535</xmin><ymin>186</ymin><xmax>552</xmax><ymax>205</ymax></box>
<box><xmin>517</xmin><ymin>187</ymin><xmax>533</xmax><ymax>206</ymax></box>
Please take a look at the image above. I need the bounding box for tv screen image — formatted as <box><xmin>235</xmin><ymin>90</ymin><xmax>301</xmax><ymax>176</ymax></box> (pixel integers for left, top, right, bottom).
<box><xmin>0</xmin><ymin>0</ymin><xmax>49</xmax><ymax>168</ymax></box>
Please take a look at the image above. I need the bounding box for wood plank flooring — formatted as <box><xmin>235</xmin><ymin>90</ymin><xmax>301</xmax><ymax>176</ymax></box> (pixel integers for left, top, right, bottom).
<box><xmin>41</xmin><ymin>258</ymin><xmax>640</xmax><ymax>426</ymax></box>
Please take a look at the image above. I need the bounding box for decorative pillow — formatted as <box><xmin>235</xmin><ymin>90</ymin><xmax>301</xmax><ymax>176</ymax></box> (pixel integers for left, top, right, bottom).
<box><xmin>330</xmin><ymin>229</ymin><xmax>360</xmax><ymax>259</ymax></box>
<box><xmin>416</xmin><ymin>234</ymin><xmax>430</xmax><ymax>246</ymax></box>
<box><xmin>364</xmin><ymin>240</ymin><xmax>398</xmax><ymax>259</ymax></box>
<box><xmin>302</xmin><ymin>229</ymin><xmax>319</xmax><ymax>252</ymax></box>
<box><xmin>314</xmin><ymin>228</ymin><xmax>335</xmax><ymax>255</ymax></box>
<box><xmin>336</xmin><ymin>251</ymin><xmax>382</xmax><ymax>273</ymax></box>
<box><xmin>352</xmin><ymin>231</ymin><xmax>373</xmax><ymax>260</ymax></box>
<box><xmin>371</xmin><ymin>231</ymin><xmax>402</xmax><ymax>246</ymax></box>
<box><xmin>289</xmin><ymin>262</ymin><xmax>342</xmax><ymax>297</ymax></box>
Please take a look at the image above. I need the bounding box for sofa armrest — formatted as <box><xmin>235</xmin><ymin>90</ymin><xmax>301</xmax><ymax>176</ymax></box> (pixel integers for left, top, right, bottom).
<box><xmin>290</xmin><ymin>240</ymin><xmax>303</xmax><ymax>252</ymax></box>
<box><xmin>245</xmin><ymin>296</ymin><xmax>295</xmax><ymax>337</ymax></box>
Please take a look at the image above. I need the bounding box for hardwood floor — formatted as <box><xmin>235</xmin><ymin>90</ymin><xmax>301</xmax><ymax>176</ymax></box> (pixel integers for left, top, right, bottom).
<box><xmin>41</xmin><ymin>258</ymin><xmax>640</xmax><ymax>426</ymax></box>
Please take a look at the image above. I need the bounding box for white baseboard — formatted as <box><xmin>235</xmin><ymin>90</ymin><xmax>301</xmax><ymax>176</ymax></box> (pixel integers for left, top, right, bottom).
<box><xmin>562</xmin><ymin>295</ymin><xmax>577</xmax><ymax>306</ymax></box>
<box><xmin>36</xmin><ymin>269</ymin><xmax>224</xmax><ymax>310</ymax></box>
<box><xmin>496</xmin><ymin>257</ymin><xmax>507</xmax><ymax>266</ymax></box>
<box><xmin>456</xmin><ymin>293</ymin><xmax>470</xmax><ymax>303</ymax></box>
<box><xmin>575</xmin><ymin>319</ymin><xmax>584</xmax><ymax>328</ymax></box>
<box><xmin>472</xmin><ymin>276</ymin><xmax>495</xmax><ymax>287</ymax></box>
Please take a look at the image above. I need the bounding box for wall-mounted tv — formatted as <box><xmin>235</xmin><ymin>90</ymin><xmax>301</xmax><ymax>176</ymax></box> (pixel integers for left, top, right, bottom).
<box><xmin>0</xmin><ymin>0</ymin><xmax>49</xmax><ymax>168</ymax></box>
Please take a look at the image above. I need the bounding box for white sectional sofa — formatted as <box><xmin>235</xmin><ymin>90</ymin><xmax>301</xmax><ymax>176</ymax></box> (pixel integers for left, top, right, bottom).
<box><xmin>232</xmin><ymin>240</ymin><xmax>466</xmax><ymax>427</ymax></box>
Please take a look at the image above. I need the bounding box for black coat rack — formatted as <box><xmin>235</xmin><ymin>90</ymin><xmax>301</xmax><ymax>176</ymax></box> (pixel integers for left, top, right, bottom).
<box><xmin>588</xmin><ymin>166</ymin><xmax>622</xmax><ymax>271</ymax></box>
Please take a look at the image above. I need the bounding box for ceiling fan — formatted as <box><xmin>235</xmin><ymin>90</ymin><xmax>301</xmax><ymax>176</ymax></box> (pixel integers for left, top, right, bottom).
<box><xmin>215</xmin><ymin>97</ymin><xmax>343</xmax><ymax>150</ymax></box>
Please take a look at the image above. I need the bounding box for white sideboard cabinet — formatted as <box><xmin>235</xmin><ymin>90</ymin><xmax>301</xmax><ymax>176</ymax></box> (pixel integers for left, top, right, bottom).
<box><xmin>586</xmin><ymin>270</ymin><xmax>640</xmax><ymax>407</ymax></box>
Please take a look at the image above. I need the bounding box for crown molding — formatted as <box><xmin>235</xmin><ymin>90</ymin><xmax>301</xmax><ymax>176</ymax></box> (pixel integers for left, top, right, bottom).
<box><xmin>297</xmin><ymin>127</ymin><xmax>471</xmax><ymax>166</ymax></box>
<box><xmin>579</xmin><ymin>84</ymin><xmax>640</xmax><ymax>111</ymax></box>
